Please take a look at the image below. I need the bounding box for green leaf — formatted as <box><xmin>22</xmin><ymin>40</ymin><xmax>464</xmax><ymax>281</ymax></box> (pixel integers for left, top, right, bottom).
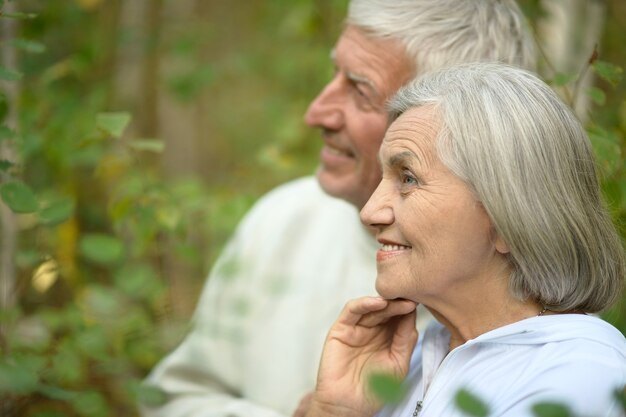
<box><xmin>71</xmin><ymin>391</ymin><xmax>109</xmax><ymax>417</ymax></box>
<box><xmin>0</xmin><ymin>181</ymin><xmax>39</xmax><ymax>213</ymax></box>
<box><xmin>114</xmin><ymin>264</ymin><xmax>164</xmax><ymax>303</ymax></box>
<box><xmin>134</xmin><ymin>383</ymin><xmax>168</xmax><ymax>407</ymax></box>
<box><xmin>0</xmin><ymin>11</ymin><xmax>38</xmax><ymax>19</ymax></box>
<box><xmin>454</xmin><ymin>388</ymin><xmax>490</xmax><ymax>417</ymax></box>
<box><xmin>96</xmin><ymin>112</ymin><xmax>131</xmax><ymax>138</ymax></box>
<box><xmin>551</xmin><ymin>72</ymin><xmax>575</xmax><ymax>87</ymax></box>
<box><xmin>39</xmin><ymin>197</ymin><xmax>74</xmax><ymax>225</ymax></box>
<box><xmin>79</xmin><ymin>233</ymin><xmax>124</xmax><ymax>265</ymax></box>
<box><xmin>0</xmin><ymin>354</ymin><xmax>46</xmax><ymax>394</ymax></box>
<box><xmin>587</xmin><ymin>87</ymin><xmax>606</xmax><ymax>106</ymax></box>
<box><xmin>531</xmin><ymin>401</ymin><xmax>572</xmax><ymax>417</ymax></box>
<box><xmin>368</xmin><ymin>372</ymin><xmax>407</xmax><ymax>405</ymax></box>
<box><xmin>75</xmin><ymin>326</ymin><xmax>108</xmax><ymax>360</ymax></box>
<box><xmin>615</xmin><ymin>388</ymin><xmax>626</xmax><ymax>411</ymax></box>
<box><xmin>0</xmin><ymin>65</ymin><xmax>23</xmax><ymax>81</ymax></box>
<box><xmin>0</xmin><ymin>93</ymin><xmax>8</xmax><ymax>121</ymax></box>
<box><xmin>592</xmin><ymin>61</ymin><xmax>623</xmax><ymax>87</ymax></box>
<box><xmin>587</xmin><ymin>125</ymin><xmax>623</xmax><ymax>177</ymax></box>
<box><xmin>51</xmin><ymin>343</ymin><xmax>84</xmax><ymax>384</ymax></box>
<box><xmin>7</xmin><ymin>38</ymin><xmax>45</xmax><ymax>53</ymax></box>
<box><xmin>128</xmin><ymin>139</ymin><xmax>165</xmax><ymax>153</ymax></box>
<box><xmin>0</xmin><ymin>125</ymin><xmax>15</xmax><ymax>140</ymax></box>
<box><xmin>0</xmin><ymin>159</ymin><xmax>13</xmax><ymax>171</ymax></box>
<box><xmin>79</xmin><ymin>285</ymin><xmax>131</xmax><ymax>324</ymax></box>
<box><xmin>37</xmin><ymin>384</ymin><xmax>76</xmax><ymax>401</ymax></box>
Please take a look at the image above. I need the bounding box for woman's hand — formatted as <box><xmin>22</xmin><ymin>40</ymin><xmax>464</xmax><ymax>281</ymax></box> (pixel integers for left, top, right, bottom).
<box><xmin>305</xmin><ymin>297</ymin><xmax>418</xmax><ymax>417</ymax></box>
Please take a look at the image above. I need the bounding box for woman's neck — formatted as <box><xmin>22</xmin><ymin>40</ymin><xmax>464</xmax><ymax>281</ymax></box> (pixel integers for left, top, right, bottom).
<box><xmin>424</xmin><ymin>282</ymin><xmax>543</xmax><ymax>352</ymax></box>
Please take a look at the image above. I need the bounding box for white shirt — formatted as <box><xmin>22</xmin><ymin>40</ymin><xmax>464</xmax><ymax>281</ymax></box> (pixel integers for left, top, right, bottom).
<box><xmin>378</xmin><ymin>314</ymin><xmax>626</xmax><ymax>417</ymax></box>
<box><xmin>141</xmin><ymin>176</ymin><xmax>433</xmax><ymax>417</ymax></box>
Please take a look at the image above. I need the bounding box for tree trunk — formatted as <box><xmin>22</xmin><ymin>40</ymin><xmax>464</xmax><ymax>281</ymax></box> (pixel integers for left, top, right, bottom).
<box><xmin>1</xmin><ymin>0</ymin><xmax>20</xmax><ymax>315</ymax></box>
<box><xmin>538</xmin><ymin>0</ymin><xmax>606</xmax><ymax>120</ymax></box>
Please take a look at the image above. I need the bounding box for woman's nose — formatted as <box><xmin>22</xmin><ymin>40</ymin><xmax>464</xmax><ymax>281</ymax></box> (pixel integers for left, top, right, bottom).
<box><xmin>360</xmin><ymin>181</ymin><xmax>394</xmax><ymax>229</ymax></box>
<box><xmin>304</xmin><ymin>76</ymin><xmax>345</xmax><ymax>130</ymax></box>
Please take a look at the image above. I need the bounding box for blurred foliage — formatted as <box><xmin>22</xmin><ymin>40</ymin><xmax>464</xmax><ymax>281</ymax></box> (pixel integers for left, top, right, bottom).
<box><xmin>0</xmin><ymin>0</ymin><xmax>624</xmax><ymax>416</ymax></box>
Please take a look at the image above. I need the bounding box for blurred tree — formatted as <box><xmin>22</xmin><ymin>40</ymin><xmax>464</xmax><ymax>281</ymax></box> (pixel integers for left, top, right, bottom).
<box><xmin>0</xmin><ymin>1</ymin><xmax>624</xmax><ymax>416</ymax></box>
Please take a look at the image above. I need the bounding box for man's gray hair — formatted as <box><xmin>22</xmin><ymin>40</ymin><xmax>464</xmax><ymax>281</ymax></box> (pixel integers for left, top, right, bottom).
<box><xmin>388</xmin><ymin>62</ymin><xmax>625</xmax><ymax>313</ymax></box>
<box><xmin>347</xmin><ymin>0</ymin><xmax>535</xmax><ymax>74</ymax></box>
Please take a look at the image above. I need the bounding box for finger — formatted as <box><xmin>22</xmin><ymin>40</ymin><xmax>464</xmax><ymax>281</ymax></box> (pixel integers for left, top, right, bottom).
<box><xmin>390</xmin><ymin>308</ymin><xmax>419</xmax><ymax>362</ymax></box>
<box><xmin>357</xmin><ymin>299</ymin><xmax>417</xmax><ymax>328</ymax></box>
<box><xmin>291</xmin><ymin>392</ymin><xmax>314</xmax><ymax>417</ymax></box>
<box><xmin>337</xmin><ymin>296</ymin><xmax>388</xmax><ymax>326</ymax></box>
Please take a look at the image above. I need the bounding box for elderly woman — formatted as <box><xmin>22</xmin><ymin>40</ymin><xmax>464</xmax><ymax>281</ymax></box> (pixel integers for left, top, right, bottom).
<box><xmin>301</xmin><ymin>63</ymin><xmax>626</xmax><ymax>417</ymax></box>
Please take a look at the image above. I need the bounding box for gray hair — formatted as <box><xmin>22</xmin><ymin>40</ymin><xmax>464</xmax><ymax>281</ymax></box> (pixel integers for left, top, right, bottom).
<box><xmin>347</xmin><ymin>0</ymin><xmax>535</xmax><ymax>75</ymax></box>
<box><xmin>388</xmin><ymin>62</ymin><xmax>625</xmax><ymax>313</ymax></box>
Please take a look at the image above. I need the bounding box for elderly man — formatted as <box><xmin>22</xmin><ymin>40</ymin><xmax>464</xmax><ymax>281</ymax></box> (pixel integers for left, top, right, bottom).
<box><xmin>141</xmin><ymin>1</ymin><xmax>535</xmax><ymax>416</ymax></box>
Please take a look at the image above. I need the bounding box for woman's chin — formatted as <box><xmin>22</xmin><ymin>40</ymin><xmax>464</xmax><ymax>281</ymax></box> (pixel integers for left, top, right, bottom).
<box><xmin>374</xmin><ymin>282</ymin><xmax>397</xmax><ymax>300</ymax></box>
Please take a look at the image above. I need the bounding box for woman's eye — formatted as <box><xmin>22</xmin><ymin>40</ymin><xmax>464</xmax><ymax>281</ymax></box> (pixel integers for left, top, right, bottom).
<box><xmin>401</xmin><ymin>172</ymin><xmax>418</xmax><ymax>186</ymax></box>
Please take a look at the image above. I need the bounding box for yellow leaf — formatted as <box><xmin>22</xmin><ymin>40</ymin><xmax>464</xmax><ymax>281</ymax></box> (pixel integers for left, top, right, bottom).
<box><xmin>32</xmin><ymin>259</ymin><xmax>59</xmax><ymax>293</ymax></box>
<box><xmin>75</xmin><ymin>0</ymin><xmax>103</xmax><ymax>11</ymax></box>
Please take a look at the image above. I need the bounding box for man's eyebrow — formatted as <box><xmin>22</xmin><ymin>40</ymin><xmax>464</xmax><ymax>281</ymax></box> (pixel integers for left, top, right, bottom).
<box><xmin>329</xmin><ymin>49</ymin><xmax>380</xmax><ymax>99</ymax></box>
<box><xmin>345</xmin><ymin>71</ymin><xmax>379</xmax><ymax>96</ymax></box>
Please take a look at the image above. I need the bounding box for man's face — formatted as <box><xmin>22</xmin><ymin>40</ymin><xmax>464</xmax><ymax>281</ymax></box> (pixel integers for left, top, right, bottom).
<box><xmin>304</xmin><ymin>26</ymin><xmax>413</xmax><ymax>209</ymax></box>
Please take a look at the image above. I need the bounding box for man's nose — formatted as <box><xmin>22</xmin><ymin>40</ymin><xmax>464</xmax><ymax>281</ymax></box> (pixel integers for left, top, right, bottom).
<box><xmin>304</xmin><ymin>76</ymin><xmax>345</xmax><ymax>130</ymax></box>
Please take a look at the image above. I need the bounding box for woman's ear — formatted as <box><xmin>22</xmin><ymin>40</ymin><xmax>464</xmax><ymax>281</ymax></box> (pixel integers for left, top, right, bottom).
<box><xmin>489</xmin><ymin>223</ymin><xmax>510</xmax><ymax>254</ymax></box>
<box><xmin>494</xmin><ymin>235</ymin><xmax>510</xmax><ymax>255</ymax></box>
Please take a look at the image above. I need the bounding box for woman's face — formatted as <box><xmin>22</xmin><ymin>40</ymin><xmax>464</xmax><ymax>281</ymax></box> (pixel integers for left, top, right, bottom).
<box><xmin>360</xmin><ymin>106</ymin><xmax>509</xmax><ymax>303</ymax></box>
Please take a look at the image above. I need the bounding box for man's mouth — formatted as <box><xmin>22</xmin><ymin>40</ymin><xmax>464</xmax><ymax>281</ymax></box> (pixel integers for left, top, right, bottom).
<box><xmin>324</xmin><ymin>142</ymin><xmax>354</xmax><ymax>158</ymax></box>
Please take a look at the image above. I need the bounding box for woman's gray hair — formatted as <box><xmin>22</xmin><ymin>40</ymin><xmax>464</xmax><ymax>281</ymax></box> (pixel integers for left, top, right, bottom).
<box><xmin>347</xmin><ymin>0</ymin><xmax>535</xmax><ymax>74</ymax></box>
<box><xmin>388</xmin><ymin>62</ymin><xmax>625</xmax><ymax>313</ymax></box>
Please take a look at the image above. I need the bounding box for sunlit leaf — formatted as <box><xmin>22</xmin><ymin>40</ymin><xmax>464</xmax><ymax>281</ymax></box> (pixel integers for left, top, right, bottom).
<box><xmin>39</xmin><ymin>197</ymin><xmax>74</xmax><ymax>225</ymax></box>
<box><xmin>156</xmin><ymin>205</ymin><xmax>180</xmax><ymax>230</ymax></box>
<box><xmin>592</xmin><ymin>60</ymin><xmax>623</xmax><ymax>87</ymax></box>
<box><xmin>531</xmin><ymin>401</ymin><xmax>572</xmax><ymax>417</ymax></box>
<box><xmin>454</xmin><ymin>388</ymin><xmax>490</xmax><ymax>417</ymax></box>
<box><xmin>368</xmin><ymin>372</ymin><xmax>407</xmax><ymax>405</ymax></box>
<box><xmin>7</xmin><ymin>38</ymin><xmax>45</xmax><ymax>53</ymax></box>
<box><xmin>79</xmin><ymin>233</ymin><xmax>124</xmax><ymax>265</ymax></box>
<box><xmin>32</xmin><ymin>258</ymin><xmax>59</xmax><ymax>293</ymax></box>
<box><xmin>76</xmin><ymin>0</ymin><xmax>104</xmax><ymax>11</ymax></box>
<box><xmin>0</xmin><ymin>65</ymin><xmax>23</xmax><ymax>81</ymax></box>
<box><xmin>96</xmin><ymin>112</ymin><xmax>131</xmax><ymax>138</ymax></box>
<box><xmin>0</xmin><ymin>181</ymin><xmax>39</xmax><ymax>213</ymax></box>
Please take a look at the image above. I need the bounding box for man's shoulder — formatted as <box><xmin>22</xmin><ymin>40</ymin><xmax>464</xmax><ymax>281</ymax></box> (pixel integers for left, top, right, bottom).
<box><xmin>260</xmin><ymin>176</ymin><xmax>335</xmax><ymax>203</ymax></box>
<box><xmin>248</xmin><ymin>176</ymin><xmax>357</xmax><ymax>219</ymax></box>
